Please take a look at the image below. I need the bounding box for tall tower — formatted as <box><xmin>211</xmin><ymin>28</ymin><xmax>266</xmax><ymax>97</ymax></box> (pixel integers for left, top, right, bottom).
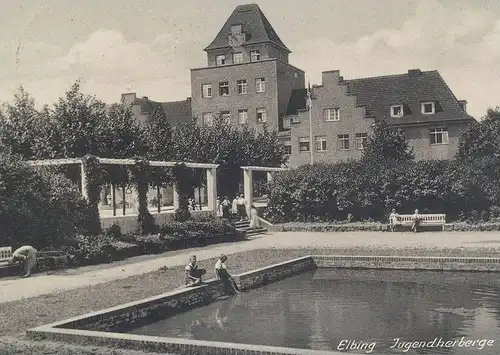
<box><xmin>190</xmin><ymin>4</ymin><xmax>305</xmax><ymax>132</ymax></box>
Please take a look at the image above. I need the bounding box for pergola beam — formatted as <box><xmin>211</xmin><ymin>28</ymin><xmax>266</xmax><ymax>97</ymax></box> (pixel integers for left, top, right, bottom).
<box><xmin>26</xmin><ymin>158</ymin><xmax>82</xmax><ymax>166</ymax></box>
<box><xmin>241</xmin><ymin>166</ymin><xmax>289</xmax><ymax>172</ymax></box>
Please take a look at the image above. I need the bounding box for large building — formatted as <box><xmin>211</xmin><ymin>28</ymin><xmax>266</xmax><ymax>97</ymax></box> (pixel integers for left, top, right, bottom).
<box><xmin>124</xmin><ymin>3</ymin><xmax>473</xmax><ymax>167</ymax></box>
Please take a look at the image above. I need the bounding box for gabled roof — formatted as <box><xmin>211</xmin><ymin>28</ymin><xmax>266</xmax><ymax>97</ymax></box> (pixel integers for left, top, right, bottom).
<box><xmin>134</xmin><ymin>97</ymin><xmax>192</xmax><ymax>126</ymax></box>
<box><xmin>344</xmin><ymin>70</ymin><xmax>473</xmax><ymax>125</ymax></box>
<box><xmin>204</xmin><ymin>4</ymin><xmax>290</xmax><ymax>52</ymax></box>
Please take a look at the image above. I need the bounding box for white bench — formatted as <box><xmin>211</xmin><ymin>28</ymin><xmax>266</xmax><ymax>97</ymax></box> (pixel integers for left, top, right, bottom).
<box><xmin>0</xmin><ymin>246</ymin><xmax>13</xmax><ymax>262</ymax></box>
<box><xmin>392</xmin><ymin>214</ymin><xmax>446</xmax><ymax>231</ymax></box>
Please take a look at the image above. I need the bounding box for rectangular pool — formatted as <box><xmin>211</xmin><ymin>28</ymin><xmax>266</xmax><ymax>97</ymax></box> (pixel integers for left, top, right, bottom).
<box><xmin>125</xmin><ymin>269</ymin><xmax>500</xmax><ymax>354</ymax></box>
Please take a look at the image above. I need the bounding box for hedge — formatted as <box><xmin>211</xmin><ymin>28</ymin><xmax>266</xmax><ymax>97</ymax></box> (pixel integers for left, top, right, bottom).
<box><xmin>265</xmin><ymin>159</ymin><xmax>500</xmax><ymax>224</ymax></box>
<box><xmin>39</xmin><ymin>219</ymin><xmax>245</xmax><ymax>267</ymax></box>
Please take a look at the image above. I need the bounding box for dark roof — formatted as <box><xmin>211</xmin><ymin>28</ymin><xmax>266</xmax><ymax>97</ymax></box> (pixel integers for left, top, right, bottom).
<box><xmin>135</xmin><ymin>98</ymin><xmax>192</xmax><ymax>126</ymax></box>
<box><xmin>344</xmin><ymin>70</ymin><xmax>473</xmax><ymax>125</ymax></box>
<box><xmin>204</xmin><ymin>4</ymin><xmax>290</xmax><ymax>52</ymax></box>
<box><xmin>286</xmin><ymin>88</ymin><xmax>308</xmax><ymax>115</ymax></box>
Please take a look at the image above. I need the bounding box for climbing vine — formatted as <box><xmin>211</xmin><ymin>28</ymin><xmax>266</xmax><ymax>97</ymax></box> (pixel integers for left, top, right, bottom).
<box><xmin>82</xmin><ymin>154</ymin><xmax>103</xmax><ymax>235</ymax></box>
<box><xmin>172</xmin><ymin>163</ymin><xmax>195</xmax><ymax>222</ymax></box>
<box><xmin>129</xmin><ymin>158</ymin><xmax>157</xmax><ymax>234</ymax></box>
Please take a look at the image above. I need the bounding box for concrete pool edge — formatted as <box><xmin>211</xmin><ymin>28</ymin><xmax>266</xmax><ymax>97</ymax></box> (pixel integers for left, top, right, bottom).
<box><xmin>27</xmin><ymin>254</ymin><xmax>500</xmax><ymax>355</ymax></box>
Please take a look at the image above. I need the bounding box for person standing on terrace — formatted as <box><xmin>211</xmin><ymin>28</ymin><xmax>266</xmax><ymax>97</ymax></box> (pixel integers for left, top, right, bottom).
<box><xmin>185</xmin><ymin>255</ymin><xmax>206</xmax><ymax>286</ymax></box>
<box><xmin>215</xmin><ymin>254</ymin><xmax>240</xmax><ymax>294</ymax></box>
<box><xmin>9</xmin><ymin>245</ymin><xmax>38</xmax><ymax>278</ymax></box>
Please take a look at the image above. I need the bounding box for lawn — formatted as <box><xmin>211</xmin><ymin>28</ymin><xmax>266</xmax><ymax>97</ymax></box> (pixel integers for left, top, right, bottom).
<box><xmin>2</xmin><ymin>245</ymin><xmax>500</xmax><ymax>354</ymax></box>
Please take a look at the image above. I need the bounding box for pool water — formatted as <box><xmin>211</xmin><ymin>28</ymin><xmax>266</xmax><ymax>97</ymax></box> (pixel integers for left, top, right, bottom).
<box><xmin>128</xmin><ymin>269</ymin><xmax>500</xmax><ymax>354</ymax></box>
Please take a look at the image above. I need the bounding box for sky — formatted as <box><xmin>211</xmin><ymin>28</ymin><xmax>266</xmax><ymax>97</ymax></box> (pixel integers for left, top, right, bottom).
<box><xmin>0</xmin><ymin>0</ymin><xmax>499</xmax><ymax>119</ymax></box>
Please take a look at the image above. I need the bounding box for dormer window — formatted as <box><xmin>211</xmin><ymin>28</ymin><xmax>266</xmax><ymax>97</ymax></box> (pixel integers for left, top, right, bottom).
<box><xmin>216</xmin><ymin>55</ymin><xmax>226</xmax><ymax>66</ymax></box>
<box><xmin>390</xmin><ymin>105</ymin><xmax>404</xmax><ymax>118</ymax></box>
<box><xmin>232</xmin><ymin>52</ymin><xmax>243</xmax><ymax>64</ymax></box>
<box><xmin>231</xmin><ymin>25</ymin><xmax>242</xmax><ymax>34</ymax></box>
<box><xmin>250</xmin><ymin>50</ymin><xmax>261</xmax><ymax>62</ymax></box>
<box><xmin>421</xmin><ymin>102</ymin><xmax>436</xmax><ymax>115</ymax></box>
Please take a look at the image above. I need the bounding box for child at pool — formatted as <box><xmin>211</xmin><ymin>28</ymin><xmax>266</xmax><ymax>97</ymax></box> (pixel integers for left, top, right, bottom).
<box><xmin>185</xmin><ymin>255</ymin><xmax>206</xmax><ymax>286</ymax></box>
<box><xmin>215</xmin><ymin>254</ymin><xmax>240</xmax><ymax>294</ymax></box>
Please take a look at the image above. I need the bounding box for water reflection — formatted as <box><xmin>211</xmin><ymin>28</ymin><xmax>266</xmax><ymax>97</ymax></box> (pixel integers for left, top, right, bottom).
<box><xmin>128</xmin><ymin>269</ymin><xmax>500</xmax><ymax>354</ymax></box>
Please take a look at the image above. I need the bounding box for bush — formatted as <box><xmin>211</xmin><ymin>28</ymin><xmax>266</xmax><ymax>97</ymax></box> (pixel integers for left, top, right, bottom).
<box><xmin>265</xmin><ymin>159</ymin><xmax>489</xmax><ymax>223</ymax></box>
<box><xmin>0</xmin><ymin>152</ymin><xmax>94</xmax><ymax>249</ymax></box>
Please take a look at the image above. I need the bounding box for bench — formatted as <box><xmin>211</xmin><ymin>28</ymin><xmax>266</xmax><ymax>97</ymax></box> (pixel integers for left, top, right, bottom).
<box><xmin>0</xmin><ymin>246</ymin><xmax>13</xmax><ymax>263</ymax></box>
<box><xmin>391</xmin><ymin>214</ymin><xmax>446</xmax><ymax>231</ymax></box>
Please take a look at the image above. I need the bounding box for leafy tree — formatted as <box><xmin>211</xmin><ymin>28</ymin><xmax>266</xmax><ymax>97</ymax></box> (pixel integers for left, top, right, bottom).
<box><xmin>458</xmin><ymin>107</ymin><xmax>500</xmax><ymax>159</ymax></box>
<box><xmin>362</xmin><ymin>121</ymin><xmax>414</xmax><ymax>163</ymax></box>
<box><xmin>0</xmin><ymin>87</ymin><xmax>51</xmax><ymax>159</ymax></box>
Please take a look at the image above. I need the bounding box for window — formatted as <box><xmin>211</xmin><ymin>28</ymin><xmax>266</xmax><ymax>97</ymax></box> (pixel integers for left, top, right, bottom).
<box><xmin>284</xmin><ymin>139</ymin><xmax>292</xmax><ymax>155</ymax></box>
<box><xmin>233</xmin><ymin>52</ymin><xmax>243</xmax><ymax>64</ymax></box>
<box><xmin>237</xmin><ymin>79</ymin><xmax>248</xmax><ymax>94</ymax></box>
<box><xmin>256</xmin><ymin>78</ymin><xmax>266</xmax><ymax>93</ymax></box>
<box><xmin>202</xmin><ymin>113</ymin><xmax>213</xmax><ymax>126</ymax></box>
<box><xmin>421</xmin><ymin>102</ymin><xmax>435</xmax><ymax>115</ymax></box>
<box><xmin>201</xmin><ymin>84</ymin><xmax>212</xmax><ymax>98</ymax></box>
<box><xmin>231</xmin><ymin>25</ymin><xmax>242</xmax><ymax>34</ymax></box>
<box><xmin>430</xmin><ymin>128</ymin><xmax>449</xmax><ymax>145</ymax></box>
<box><xmin>216</xmin><ymin>55</ymin><xmax>226</xmax><ymax>66</ymax></box>
<box><xmin>238</xmin><ymin>109</ymin><xmax>248</xmax><ymax>124</ymax></box>
<box><xmin>355</xmin><ymin>133</ymin><xmax>368</xmax><ymax>149</ymax></box>
<box><xmin>337</xmin><ymin>134</ymin><xmax>350</xmax><ymax>150</ymax></box>
<box><xmin>315</xmin><ymin>136</ymin><xmax>327</xmax><ymax>152</ymax></box>
<box><xmin>221</xmin><ymin>111</ymin><xmax>231</xmax><ymax>124</ymax></box>
<box><xmin>250</xmin><ymin>50</ymin><xmax>261</xmax><ymax>62</ymax></box>
<box><xmin>219</xmin><ymin>81</ymin><xmax>229</xmax><ymax>96</ymax></box>
<box><xmin>324</xmin><ymin>108</ymin><xmax>340</xmax><ymax>121</ymax></box>
<box><xmin>390</xmin><ymin>105</ymin><xmax>404</xmax><ymax>118</ymax></box>
<box><xmin>299</xmin><ymin>137</ymin><xmax>310</xmax><ymax>152</ymax></box>
<box><xmin>256</xmin><ymin>108</ymin><xmax>267</xmax><ymax>123</ymax></box>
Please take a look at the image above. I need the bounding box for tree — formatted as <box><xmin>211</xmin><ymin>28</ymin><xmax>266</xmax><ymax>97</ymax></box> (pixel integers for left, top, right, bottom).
<box><xmin>458</xmin><ymin>107</ymin><xmax>500</xmax><ymax>160</ymax></box>
<box><xmin>362</xmin><ymin>121</ymin><xmax>414</xmax><ymax>163</ymax></box>
<box><xmin>0</xmin><ymin>87</ymin><xmax>51</xmax><ymax>159</ymax></box>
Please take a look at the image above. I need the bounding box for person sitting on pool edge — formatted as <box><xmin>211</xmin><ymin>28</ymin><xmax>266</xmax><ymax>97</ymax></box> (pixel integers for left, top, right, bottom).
<box><xmin>185</xmin><ymin>255</ymin><xmax>206</xmax><ymax>287</ymax></box>
<box><xmin>215</xmin><ymin>254</ymin><xmax>240</xmax><ymax>294</ymax></box>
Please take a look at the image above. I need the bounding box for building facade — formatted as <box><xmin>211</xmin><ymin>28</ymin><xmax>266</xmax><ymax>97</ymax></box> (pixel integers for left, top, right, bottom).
<box><xmin>123</xmin><ymin>3</ymin><xmax>473</xmax><ymax>168</ymax></box>
<box><xmin>190</xmin><ymin>4</ymin><xmax>305</xmax><ymax>132</ymax></box>
<box><xmin>281</xmin><ymin>69</ymin><xmax>472</xmax><ymax>167</ymax></box>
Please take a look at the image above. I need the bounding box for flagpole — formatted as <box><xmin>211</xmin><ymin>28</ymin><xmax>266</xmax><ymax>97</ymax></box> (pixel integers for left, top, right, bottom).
<box><xmin>307</xmin><ymin>81</ymin><xmax>314</xmax><ymax>165</ymax></box>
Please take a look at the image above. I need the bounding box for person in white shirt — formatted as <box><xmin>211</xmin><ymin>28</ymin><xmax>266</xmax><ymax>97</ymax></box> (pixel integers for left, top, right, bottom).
<box><xmin>411</xmin><ymin>209</ymin><xmax>421</xmax><ymax>232</ymax></box>
<box><xmin>236</xmin><ymin>194</ymin><xmax>247</xmax><ymax>221</ymax></box>
<box><xmin>215</xmin><ymin>254</ymin><xmax>240</xmax><ymax>294</ymax></box>
<box><xmin>249</xmin><ymin>204</ymin><xmax>260</xmax><ymax>230</ymax></box>
<box><xmin>389</xmin><ymin>209</ymin><xmax>401</xmax><ymax>232</ymax></box>
<box><xmin>9</xmin><ymin>245</ymin><xmax>38</xmax><ymax>278</ymax></box>
<box><xmin>185</xmin><ymin>255</ymin><xmax>206</xmax><ymax>286</ymax></box>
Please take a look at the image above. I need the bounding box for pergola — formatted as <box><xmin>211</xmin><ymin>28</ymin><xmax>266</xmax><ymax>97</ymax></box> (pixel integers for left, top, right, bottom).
<box><xmin>241</xmin><ymin>166</ymin><xmax>289</xmax><ymax>216</ymax></box>
<box><xmin>26</xmin><ymin>157</ymin><xmax>219</xmax><ymax>212</ymax></box>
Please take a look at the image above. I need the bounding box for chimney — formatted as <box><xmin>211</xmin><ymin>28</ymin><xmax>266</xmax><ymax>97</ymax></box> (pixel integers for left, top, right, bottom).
<box><xmin>458</xmin><ymin>100</ymin><xmax>467</xmax><ymax>112</ymax></box>
<box><xmin>121</xmin><ymin>93</ymin><xmax>137</xmax><ymax>106</ymax></box>
<box><xmin>321</xmin><ymin>70</ymin><xmax>341</xmax><ymax>86</ymax></box>
<box><xmin>142</xmin><ymin>96</ymin><xmax>148</xmax><ymax>100</ymax></box>
<box><xmin>408</xmin><ymin>69</ymin><xmax>422</xmax><ymax>77</ymax></box>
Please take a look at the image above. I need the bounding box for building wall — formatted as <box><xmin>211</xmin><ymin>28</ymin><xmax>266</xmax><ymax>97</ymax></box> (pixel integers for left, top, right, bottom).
<box><xmin>286</xmin><ymin>71</ymin><xmax>375</xmax><ymax>167</ymax></box>
<box><xmin>276</xmin><ymin>61</ymin><xmax>305</xmax><ymax>130</ymax></box>
<box><xmin>206</xmin><ymin>43</ymin><xmax>289</xmax><ymax>67</ymax></box>
<box><xmin>191</xmin><ymin>59</ymin><xmax>281</xmax><ymax>132</ymax></box>
<box><xmin>404</xmin><ymin>122</ymin><xmax>469</xmax><ymax>160</ymax></box>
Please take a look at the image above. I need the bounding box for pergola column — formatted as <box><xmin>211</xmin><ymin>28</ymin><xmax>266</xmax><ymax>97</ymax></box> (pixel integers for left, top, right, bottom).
<box><xmin>206</xmin><ymin>168</ymin><xmax>218</xmax><ymax>212</ymax></box>
<box><xmin>267</xmin><ymin>172</ymin><xmax>273</xmax><ymax>183</ymax></box>
<box><xmin>172</xmin><ymin>183</ymin><xmax>179</xmax><ymax>210</ymax></box>
<box><xmin>80</xmin><ymin>163</ymin><xmax>89</xmax><ymax>201</ymax></box>
<box><xmin>243</xmin><ymin>169</ymin><xmax>253</xmax><ymax>217</ymax></box>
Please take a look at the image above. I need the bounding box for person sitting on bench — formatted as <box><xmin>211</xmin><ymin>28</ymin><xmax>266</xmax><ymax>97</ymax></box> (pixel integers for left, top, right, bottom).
<box><xmin>9</xmin><ymin>245</ymin><xmax>38</xmax><ymax>278</ymax></box>
<box><xmin>185</xmin><ymin>255</ymin><xmax>206</xmax><ymax>286</ymax></box>
<box><xmin>411</xmin><ymin>209</ymin><xmax>422</xmax><ymax>232</ymax></box>
<box><xmin>389</xmin><ymin>209</ymin><xmax>402</xmax><ymax>231</ymax></box>
<box><xmin>215</xmin><ymin>254</ymin><xmax>240</xmax><ymax>294</ymax></box>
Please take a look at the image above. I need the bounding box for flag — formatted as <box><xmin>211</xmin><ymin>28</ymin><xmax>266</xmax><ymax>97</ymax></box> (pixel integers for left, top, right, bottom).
<box><xmin>307</xmin><ymin>81</ymin><xmax>312</xmax><ymax>109</ymax></box>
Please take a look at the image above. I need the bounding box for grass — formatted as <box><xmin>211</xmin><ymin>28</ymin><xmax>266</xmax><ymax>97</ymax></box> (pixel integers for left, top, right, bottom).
<box><xmin>3</xmin><ymin>245</ymin><xmax>500</xmax><ymax>354</ymax></box>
